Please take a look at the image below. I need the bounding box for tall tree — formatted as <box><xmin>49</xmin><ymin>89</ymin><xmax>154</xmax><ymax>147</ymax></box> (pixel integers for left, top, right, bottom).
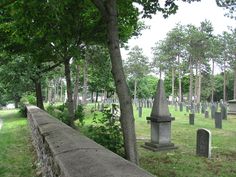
<box><xmin>124</xmin><ymin>46</ymin><xmax>149</xmax><ymax>102</ymax></box>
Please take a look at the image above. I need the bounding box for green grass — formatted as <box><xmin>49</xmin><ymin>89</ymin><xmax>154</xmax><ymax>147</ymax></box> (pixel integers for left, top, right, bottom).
<box><xmin>0</xmin><ymin>109</ymin><xmax>37</xmax><ymax>177</ymax></box>
<box><xmin>82</xmin><ymin>104</ymin><xmax>236</xmax><ymax>177</ymax></box>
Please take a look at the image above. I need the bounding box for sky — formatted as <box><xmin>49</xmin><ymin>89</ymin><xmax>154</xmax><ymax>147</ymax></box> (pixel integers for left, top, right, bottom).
<box><xmin>121</xmin><ymin>0</ymin><xmax>236</xmax><ymax>60</ymax></box>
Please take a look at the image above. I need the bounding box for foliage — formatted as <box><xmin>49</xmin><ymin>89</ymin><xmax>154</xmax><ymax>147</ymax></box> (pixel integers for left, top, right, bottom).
<box><xmin>87</xmin><ymin>106</ymin><xmax>124</xmax><ymax>156</ymax></box>
<box><xmin>46</xmin><ymin>104</ymin><xmax>70</xmax><ymax>125</ymax></box>
<box><xmin>75</xmin><ymin>104</ymin><xmax>85</xmax><ymax>126</ymax></box>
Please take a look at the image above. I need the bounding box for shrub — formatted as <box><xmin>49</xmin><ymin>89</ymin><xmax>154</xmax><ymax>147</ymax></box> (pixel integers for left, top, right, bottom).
<box><xmin>19</xmin><ymin>94</ymin><xmax>36</xmax><ymax>117</ymax></box>
<box><xmin>75</xmin><ymin>104</ymin><xmax>85</xmax><ymax>126</ymax></box>
<box><xmin>87</xmin><ymin>105</ymin><xmax>124</xmax><ymax>156</ymax></box>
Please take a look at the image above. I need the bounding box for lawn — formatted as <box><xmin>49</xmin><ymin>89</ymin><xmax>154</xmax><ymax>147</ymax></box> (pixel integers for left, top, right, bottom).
<box><xmin>82</xmin><ymin>104</ymin><xmax>236</xmax><ymax>177</ymax></box>
<box><xmin>0</xmin><ymin>109</ymin><xmax>37</xmax><ymax>177</ymax></box>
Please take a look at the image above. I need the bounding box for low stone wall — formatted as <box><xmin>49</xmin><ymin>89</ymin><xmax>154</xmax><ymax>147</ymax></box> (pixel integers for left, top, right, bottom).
<box><xmin>27</xmin><ymin>105</ymin><xmax>153</xmax><ymax>177</ymax></box>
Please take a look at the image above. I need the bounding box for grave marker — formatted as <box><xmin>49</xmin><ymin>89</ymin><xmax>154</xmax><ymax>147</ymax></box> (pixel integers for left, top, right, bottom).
<box><xmin>196</xmin><ymin>128</ymin><xmax>211</xmax><ymax>158</ymax></box>
<box><xmin>189</xmin><ymin>113</ymin><xmax>195</xmax><ymax>125</ymax></box>
<box><xmin>215</xmin><ymin>112</ymin><xmax>222</xmax><ymax>129</ymax></box>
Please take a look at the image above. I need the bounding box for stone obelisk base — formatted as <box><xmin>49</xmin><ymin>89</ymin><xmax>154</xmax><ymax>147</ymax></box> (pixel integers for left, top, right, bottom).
<box><xmin>142</xmin><ymin>142</ymin><xmax>177</xmax><ymax>151</ymax></box>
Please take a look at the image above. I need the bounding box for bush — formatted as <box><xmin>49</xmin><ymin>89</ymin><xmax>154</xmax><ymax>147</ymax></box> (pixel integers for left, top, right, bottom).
<box><xmin>19</xmin><ymin>94</ymin><xmax>37</xmax><ymax>117</ymax></box>
<box><xmin>87</xmin><ymin>105</ymin><xmax>124</xmax><ymax>156</ymax></box>
<box><xmin>75</xmin><ymin>104</ymin><xmax>85</xmax><ymax>126</ymax></box>
<box><xmin>46</xmin><ymin>104</ymin><xmax>70</xmax><ymax>125</ymax></box>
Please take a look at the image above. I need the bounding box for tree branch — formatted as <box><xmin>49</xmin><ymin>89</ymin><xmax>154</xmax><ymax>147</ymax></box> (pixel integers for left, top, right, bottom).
<box><xmin>91</xmin><ymin>0</ymin><xmax>108</xmax><ymax>18</ymax></box>
<box><xmin>0</xmin><ymin>0</ymin><xmax>17</xmax><ymax>8</ymax></box>
<box><xmin>38</xmin><ymin>61</ymin><xmax>63</xmax><ymax>75</ymax></box>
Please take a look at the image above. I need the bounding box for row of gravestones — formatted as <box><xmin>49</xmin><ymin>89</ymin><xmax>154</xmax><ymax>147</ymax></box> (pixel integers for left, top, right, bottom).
<box><xmin>96</xmin><ymin>81</ymin><xmax>213</xmax><ymax>158</ymax></box>
<box><xmin>189</xmin><ymin>112</ymin><xmax>223</xmax><ymax>129</ymax></box>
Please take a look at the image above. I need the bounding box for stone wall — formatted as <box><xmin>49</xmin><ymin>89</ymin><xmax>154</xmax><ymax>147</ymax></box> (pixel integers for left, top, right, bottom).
<box><xmin>27</xmin><ymin>105</ymin><xmax>153</xmax><ymax>177</ymax></box>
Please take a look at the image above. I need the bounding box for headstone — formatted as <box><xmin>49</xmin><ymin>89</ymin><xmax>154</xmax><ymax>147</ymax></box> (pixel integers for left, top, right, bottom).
<box><xmin>175</xmin><ymin>102</ymin><xmax>178</xmax><ymax>111</ymax></box>
<box><xmin>196</xmin><ymin>128</ymin><xmax>211</xmax><ymax>158</ymax></box>
<box><xmin>220</xmin><ymin>104</ymin><xmax>227</xmax><ymax>120</ymax></box>
<box><xmin>138</xmin><ymin>106</ymin><xmax>142</xmax><ymax>118</ymax></box>
<box><xmin>190</xmin><ymin>102</ymin><xmax>195</xmax><ymax>113</ymax></box>
<box><xmin>189</xmin><ymin>113</ymin><xmax>195</xmax><ymax>125</ymax></box>
<box><xmin>201</xmin><ymin>103</ymin><xmax>206</xmax><ymax>114</ymax></box>
<box><xmin>211</xmin><ymin>103</ymin><xmax>216</xmax><ymax>119</ymax></box>
<box><xmin>228</xmin><ymin>100</ymin><xmax>236</xmax><ymax>115</ymax></box>
<box><xmin>205</xmin><ymin>111</ymin><xmax>209</xmax><ymax>118</ymax></box>
<box><xmin>196</xmin><ymin>103</ymin><xmax>200</xmax><ymax>113</ymax></box>
<box><xmin>186</xmin><ymin>105</ymin><xmax>189</xmax><ymax>113</ymax></box>
<box><xmin>100</xmin><ymin>103</ymin><xmax>104</xmax><ymax>112</ymax></box>
<box><xmin>215</xmin><ymin>112</ymin><xmax>222</xmax><ymax>129</ymax></box>
<box><xmin>179</xmin><ymin>102</ymin><xmax>183</xmax><ymax>112</ymax></box>
<box><xmin>143</xmin><ymin>80</ymin><xmax>177</xmax><ymax>151</ymax></box>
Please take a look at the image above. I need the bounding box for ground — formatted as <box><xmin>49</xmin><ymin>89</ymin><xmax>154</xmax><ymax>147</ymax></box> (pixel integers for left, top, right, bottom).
<box><xmin>1</xmin><ymin>106</ymin><xmax>236</xmax><ymax>177</ymax></box>
<box><xmin>0</xmin><ymin>109</ymin><xmax>38</xmax><ymax>177</ymax></box>
<box><xmin>80</xmin><ymin>104</ymin><xmax>236</xmax><ymax>177</ymax></box>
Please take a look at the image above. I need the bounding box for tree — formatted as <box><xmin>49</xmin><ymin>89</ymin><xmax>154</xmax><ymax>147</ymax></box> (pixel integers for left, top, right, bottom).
<box><xmin>124</xmin><ymin>46</ymin><xmax>149</xmax><ymax>102</ymax></box>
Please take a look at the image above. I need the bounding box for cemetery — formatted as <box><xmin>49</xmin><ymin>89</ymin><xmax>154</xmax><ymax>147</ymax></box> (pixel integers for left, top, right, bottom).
<box><xmin>1</xmin><ymin>0</ymin><xmax>236</xmax><ymax>177</ymax></box>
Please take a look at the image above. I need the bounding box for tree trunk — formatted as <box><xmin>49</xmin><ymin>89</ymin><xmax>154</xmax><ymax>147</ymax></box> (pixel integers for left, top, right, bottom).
<box><xmin>60</xmin><ymin>79</ymin><xmax>63</xmax><ymax>102</ymax></box>
<box><xmin>171</xmin><ymin>67</ymin><xmax>175</xmax><ymax>104</ymax></box>
<box><xmin>64</xmin><ymin>58</ymin><xmax>75</xmax><ymax>127</ymax></box>
<box><xmin>34</xmin><ymin>79</ymin><xmax>45</xmax><ymax>110</ymax></box>
<box><xmin>197</xmin><ymin>62</ymin><xmax>201</xmax><ymax>104</ymax></box>
<box><xmin>194</xmin><ymin>63</ymin><xmax>198</xmax><ymax>103</ymax></box>
<box><xmin>92</xmin><ymin>0</ymin><xmax>138</xmax><ymax>164</ymax></box>
<box><xmin>178</xmin><ymin>55</ymin><xmax>182</xmax><ymax>103</ymax></box>
<box><xmin>74</xmin><ymin>64</ymin><xmax>80</xmax><ymax>111</ymax></box>
<box><xmin>211</xmin><ymin>59</ymin><xmax>215</xmax><ymax>102</ymax></box>
<box><xmin>134</xmin><ymin>79</ymin><xmax>137</xmax><ymax>104</ymax></box>
<box><xmin>234</xmin><ymin>65</ymin><xmax>236</xmax><ymax>99</ymax></box>
<box><xmin>189</xmin><ymin>58</ymin><xmax>193</xmax><ymax>103</ymax></box>
<box><xmin>223</xmin><ymin>61</ymin><xmax>227</xmax><ymax>102</ymax></box>
<box><xmin>82</xmin><ymin>57</ymin><xmax>88</xmax><ymax>104</ymax></box>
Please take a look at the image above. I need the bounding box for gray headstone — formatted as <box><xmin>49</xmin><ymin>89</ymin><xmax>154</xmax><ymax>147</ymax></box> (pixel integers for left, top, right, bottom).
<box><xmin>201</xmin><ymin>103</ymin><xmax>206</xmax><ymax>114</ymax></box>
<box><xmin>205</xmin><ymin>111</ymin><xmax>209</xmax><ymax>118</ymax></box>
<box><xmin>190</xmin><ymin>102</ymin><xmax>195</xmax><ymax>113</ymax></box>
<box><xmin>215</xmin><ymin>112</ymin><xmax>222</xmax><ymax>129</ymax></box>
<box><xmin>186</xmin><ymin>105</ymin><xmax>189</xmax><ymax>112</ymax></box>
<box><xmin>196</xmin><ymin>103</ymin><xmax>200</xmax><ymax>113</ymax></box>
<box><xmin>196</xmin><ymin>128</ymin><xmax>211</xmax><ymax>158</ymax></box>
<box><xmin>211</xmin><ymin>103</ymin><xmax>216</xmax><ymax>119</ymax></box>
<box><xmin>175</xmin><ymin>102</ymin><xmax>178</xmax><ymax>111</ymax></box>
<box><xmin>138</xmin><ymin>106</ymin><xmax>142</xmax><ymax>118</ymax></box>
<box><xmin>189</xmin><ymin>113</ymin><xmax>195</xmax><ymax>125</ymax></box>
<box><xmin>179</xmin><ymin>102</ymin><xmax>183</xmax><ymax>112</ymax></box>
<box><xmin>220</xmin><ymin>104</ymin><xmax>227</xmax><ymax>120</ymax></box>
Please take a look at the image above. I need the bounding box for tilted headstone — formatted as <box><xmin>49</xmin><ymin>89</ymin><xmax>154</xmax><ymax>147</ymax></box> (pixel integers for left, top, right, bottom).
<box><xmin>138</xmin><ymin>106</ymin><xmax>142</xmax><ymax>118</ymax></box>
<box><xmin>179</xmin><ymin>102</ymin><xmax>183</xmax><ymax>112</ymax></box>
<box><xmin>175</xmin><ymin>102</ymin><xmax>178</xmax><ymax>111</ymax></box>
<box><xmin>220</xmin><ymin>104</ymin><xmax>227</xmax><ymax>120</ymax></box>
<box><xmin>143</xmin><ymin>79</ymin><xmax>177</xmax><ymax>151</ymax></box>
<box><xmin>100</xmin><ymin>103</ymin><xmax>104</xmax><ymax>112</ymax></box>
<box><xmin>189</xmin><ymin>113</ymin><xmax>195</xmax><ymax>125</ymax></box>
<box><xmin>190</xmin><ymin>102</ymin><xmax>195</xmax><ymax>113</ymax></box>
<box><xmin>186</xmin><ymin>105</ymin><xmax>189</xmax><ymax>113</ymax></box>
<box><xmin>196</xmin><ymin>128</ymin><xmax>211</xmax><ymax>158</ymax></box>
<box><xmin>196</xmin><ymin>103</ymin><xmax>200</xmax><ymax>113</ymax></box>
<box><xmin>215</xmin><ymin>112</ymin><xmax>222</xmax><ymax>129</ymax></box>
<box><xmin>201</xmin><ymin>103</ymin><xmax>206</xmax><ymax>114</ymax></box>
<box><xmin>205</xmin><ymin>110</ymin><xmax>209</xmax><ymax>118</ymax></box>
<box><xmin>211</xmin><ymin>103</ymin><xmax>216</xmax><ymax>119</ymax></box>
